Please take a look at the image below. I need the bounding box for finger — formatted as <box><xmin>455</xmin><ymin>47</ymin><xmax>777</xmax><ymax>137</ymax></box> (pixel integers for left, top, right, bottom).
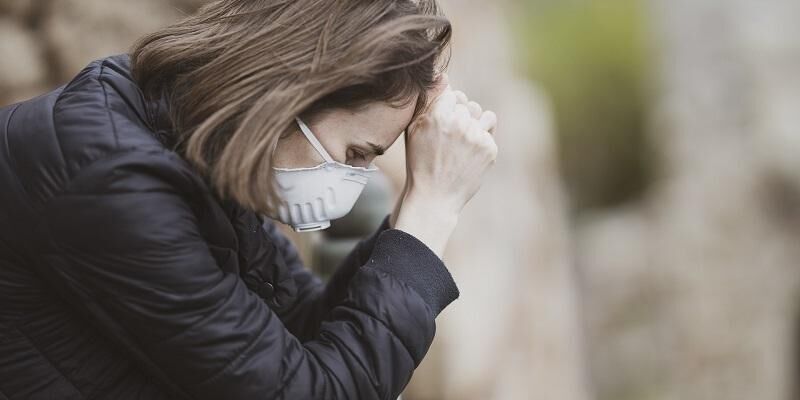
<box><xmin>466</xmin><ymin>119</ymin><xmax>484</xmax><ymax>140</ymax></box>
<box><xmin>418</xmin><ymin>72</ymin><xmax>450</xmax><ymax>116</ymax></box>
<box><xmin>453</xmin><ymin>103</ymin><xmax>470</xmax><ymax>119</ymax></box>
<box><xmin>479</xmin><ymin>110</ymin><xmax>497</xmax><ymax>134</ymax></box>
<box><xmin>430</xmin><ymin>73</ymin><xmax>449</xmax><ymax>98</ymax></box>
<box><xmin>473</xmin><ymin>122</ymin><xmax>497</xmax><ymax>156</ymax></box>
<box><xmin>454</xmin><ymin>90</ymin><xmax>468</xmax><ymax>105</ymax></box>
<box><xmin>487</xmin><ymin>139</ymin><xmax>498</xmax><ymax>163</ymax></box>
<box><xmin>467</xmin><ymin>101</ymin><xmax>482</xmax><ymax>119</ymax></box>
<box><xmin>432</xmin><ymin>86</ymin><xmax>457</xmax><ymax>117</ymax></box>
<box><xmin>453</xmin><ymin>104</ymin><xmax>471</xmax><ymax>131</ymax></box>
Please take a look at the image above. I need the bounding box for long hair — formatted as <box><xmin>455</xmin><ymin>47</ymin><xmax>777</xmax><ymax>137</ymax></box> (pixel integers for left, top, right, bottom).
<box><xmin>129</xmin><ymin>0</ymin><xmax>452</xmax><ymax>214</ymax></box>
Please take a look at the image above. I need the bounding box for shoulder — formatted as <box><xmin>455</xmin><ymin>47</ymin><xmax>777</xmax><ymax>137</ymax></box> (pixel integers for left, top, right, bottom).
<box><xmin>61</xmin><ymin>147</ymin><xmax>209</xmax><ymax>200</ymax></box>
<box><xmin>3</xmin><ymin>54</ymin><xmax>169</xmax><ymax>206</ymax></box>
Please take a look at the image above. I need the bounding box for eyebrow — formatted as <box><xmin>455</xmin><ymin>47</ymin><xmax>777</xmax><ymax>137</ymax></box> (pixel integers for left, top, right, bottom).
<box><xmin>365</xmin><ymin>141</ymin><xmax>386</xmax><ymax>156</ymax></box>
<box><xmin>362</xmin><ymin>122</ymin><xmax>411</xmax><ymax>157</ymax></box>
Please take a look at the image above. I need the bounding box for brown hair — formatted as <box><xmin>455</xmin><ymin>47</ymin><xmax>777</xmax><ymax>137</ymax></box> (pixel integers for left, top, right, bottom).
<box><xmin>129</xmin><ymin>0</ymin><xmax>452</xmax><ymax>214</ymax></box>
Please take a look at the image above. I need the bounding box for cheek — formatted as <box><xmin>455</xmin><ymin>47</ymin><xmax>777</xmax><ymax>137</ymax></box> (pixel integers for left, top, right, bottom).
<box><xmin>273</xmin><ymin>133</ymin><xmax>326</xmax><ymax>168</ymax></box>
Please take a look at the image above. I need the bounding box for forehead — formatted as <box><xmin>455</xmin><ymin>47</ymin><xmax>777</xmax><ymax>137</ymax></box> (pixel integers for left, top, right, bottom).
<box><xmin>335</xmin><ymin>97</ymin><xmax>419</xmax><ymax>144</ymax></box>
<box><xmin>359</xmin><ymin>99</ymin><xmax>417</xmax><ymax>126</ymax></box>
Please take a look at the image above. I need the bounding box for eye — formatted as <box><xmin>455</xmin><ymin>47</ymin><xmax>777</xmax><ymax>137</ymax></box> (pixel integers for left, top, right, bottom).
<box><xmin>346</xmin><ymin>148</ymin><xmax>370</xmax><ymax>167</ymax></box>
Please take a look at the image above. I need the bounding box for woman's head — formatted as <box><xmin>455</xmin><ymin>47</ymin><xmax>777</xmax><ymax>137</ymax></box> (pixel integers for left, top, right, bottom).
<box><xmin>130</xmin><ymin>0</ymin><xmax>452</xmax><ymax>214</ymax></box>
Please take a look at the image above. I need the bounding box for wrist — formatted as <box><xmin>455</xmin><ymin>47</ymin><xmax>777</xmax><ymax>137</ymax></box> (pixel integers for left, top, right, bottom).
<box><xmin>401</xmin><ymin>194</ymin><xmax>459</xmax><ymax>228</ymax></box>
<box><xmin>403</xmin><ymin>188</ymin><xmax>461</xmax><ymax>222</ymax></box>
<box><xmin>389</xmin><ymin>183</ymin><xmax>408</xmax><ymax>229</ymax></box>
<box><xmin>394</xmin><ymin>194</ymin><xmax>459</xmax><ymax>258</ymax></box>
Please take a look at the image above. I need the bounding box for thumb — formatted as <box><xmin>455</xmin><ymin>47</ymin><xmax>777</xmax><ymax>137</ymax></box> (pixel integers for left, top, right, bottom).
<box><xmin>408</xmin><ymin>72</ymin><xmax>450</xmax><ymax>135</ymax></box>
<box><xmin>430</xmin><ymin>72</ymin><xmax>449</xmax><ymax>102</ymax></box>
<box><xmin>421</xmin><ymin>72</ymin><xmax>450</xmax><ymax>115</ymax></box>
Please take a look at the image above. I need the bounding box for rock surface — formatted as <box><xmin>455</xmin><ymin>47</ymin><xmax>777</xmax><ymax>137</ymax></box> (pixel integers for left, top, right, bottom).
<box><xmin>0</xmin><ymin>17</ymin><xmax>46</xmax><ymax>105</ymax></box>
<box><xmin>0</xmin><ymin>0</ymin><xmax>198</xmax><ymax>106</ymax></box>
<box><xmin>578</xmin><ymin>1</ymin><xmax>800</xmax><ymax>399</ymax></box>
<box><xmin>397</xmin><ymin>1</ymin><xmax>590</xmax><ymax>399</ymax></box>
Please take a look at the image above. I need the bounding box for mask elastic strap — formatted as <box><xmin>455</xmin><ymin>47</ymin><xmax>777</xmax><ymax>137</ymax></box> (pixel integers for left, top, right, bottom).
<box><xmin>295</xmin><ymin>117</ymin><xmax>336</xmax><ymax>164</ymax></box>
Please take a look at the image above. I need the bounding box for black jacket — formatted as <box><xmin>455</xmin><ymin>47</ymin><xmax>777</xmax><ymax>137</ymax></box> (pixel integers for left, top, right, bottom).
<box><xmin>0</xmin><ymin>54</ymin><xmax>460</xmax><ymax>400</ymax></box>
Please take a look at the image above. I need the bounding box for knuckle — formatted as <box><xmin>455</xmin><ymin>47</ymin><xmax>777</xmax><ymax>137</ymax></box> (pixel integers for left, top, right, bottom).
<box><xmin>466</xmin><ymin>124</ymin><xmax>482</xmax><ymax>140</ymax></box>
<box><xmin>482</xmin><ymin>135</ymin><xmax>498</xmax><ymax>154</ymax></box>
<box><xmin>455</xmin><ymin>115</ymin><xmax>471</xmax><ymax>131</ymax></box>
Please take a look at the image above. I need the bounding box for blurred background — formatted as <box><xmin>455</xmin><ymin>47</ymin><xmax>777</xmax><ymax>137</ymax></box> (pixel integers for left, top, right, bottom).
<box><xmin>2</xmin><ymin>0</ymin><xmax>799</xmax><ymax>399</ymax></box>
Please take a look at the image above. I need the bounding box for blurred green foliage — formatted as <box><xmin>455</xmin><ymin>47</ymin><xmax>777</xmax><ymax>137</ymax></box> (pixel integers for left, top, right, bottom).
<box><xmin>512</xmin><ymin>0</ymin><xmax>654</xmax><ymax>212</ymax></box>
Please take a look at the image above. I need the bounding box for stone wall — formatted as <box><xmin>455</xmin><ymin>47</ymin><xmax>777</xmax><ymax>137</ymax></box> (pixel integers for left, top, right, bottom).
<box><xmin>0</xmin><ymin>0</ymin><xmax>205</xmax><ymax>107</ymax></box>
<box><xmin>576</xmin><ymin>0</ymin><xmax>800</xmax><ymax>399</ymax></box>
<box><xmin>399</xmin><ymin>1</ymin><xmax>590</xmax><ymax>399</ymax></box>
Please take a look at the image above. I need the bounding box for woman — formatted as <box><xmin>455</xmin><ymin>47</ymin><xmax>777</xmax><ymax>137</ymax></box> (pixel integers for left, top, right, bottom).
<box><xmin>0</xmin><ymin>0</ymin><xmax>497</xmax><ymax>399</ymax></box>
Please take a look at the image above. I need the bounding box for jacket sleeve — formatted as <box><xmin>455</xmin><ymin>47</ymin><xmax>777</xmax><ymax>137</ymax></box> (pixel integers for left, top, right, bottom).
<box><xmin>38</xmin><ymin>149</ymin><xmax>460</xmax><ymax>400</ymax></box>
<box><xmin>259</xmin><ymin>214</ymin><xmax>394</xmax><ymax>342</ymax></box>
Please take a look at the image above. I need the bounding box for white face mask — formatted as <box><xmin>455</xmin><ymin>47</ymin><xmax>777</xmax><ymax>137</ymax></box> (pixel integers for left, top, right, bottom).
<box><xmin>265</xmin><ymin>116</ymin><xmax>379</xmax><ymax>232</ymax></box>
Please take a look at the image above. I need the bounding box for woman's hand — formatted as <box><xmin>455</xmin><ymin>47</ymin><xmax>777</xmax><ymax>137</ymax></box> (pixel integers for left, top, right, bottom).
<box><xmin>393</xmin><ymin>73</ymin><xmax>498</xmax><ymax>257</ymax></box>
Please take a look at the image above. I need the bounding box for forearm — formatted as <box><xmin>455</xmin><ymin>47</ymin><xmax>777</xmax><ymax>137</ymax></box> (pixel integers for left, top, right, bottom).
<box><xmin>389</xmin><ymin>180</ymin><xmax>407</xmax><ymax>229</ymax></box>
<box><xmin>393</xmin><ymin>193</ymin><xmax>459</xmax><ymax>259</ymax></box>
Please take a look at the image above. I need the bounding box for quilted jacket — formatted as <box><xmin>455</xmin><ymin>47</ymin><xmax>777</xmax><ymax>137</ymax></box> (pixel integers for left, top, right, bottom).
<box><xmin>0</xmin><ymin>54</ymin><xmax>460</xmax><ymax>400</ymax></box>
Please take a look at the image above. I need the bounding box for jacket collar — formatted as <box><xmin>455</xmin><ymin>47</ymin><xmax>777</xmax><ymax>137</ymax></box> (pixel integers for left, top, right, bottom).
<box><xmin>144</xmin><ymin>94</ymin><xmax>180</xmax><ymax>151</ymax></box>
<box><xmin>103</xmin><ymin>53</ymin><xmax>179</xmax><ymax>151</ymax></box>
